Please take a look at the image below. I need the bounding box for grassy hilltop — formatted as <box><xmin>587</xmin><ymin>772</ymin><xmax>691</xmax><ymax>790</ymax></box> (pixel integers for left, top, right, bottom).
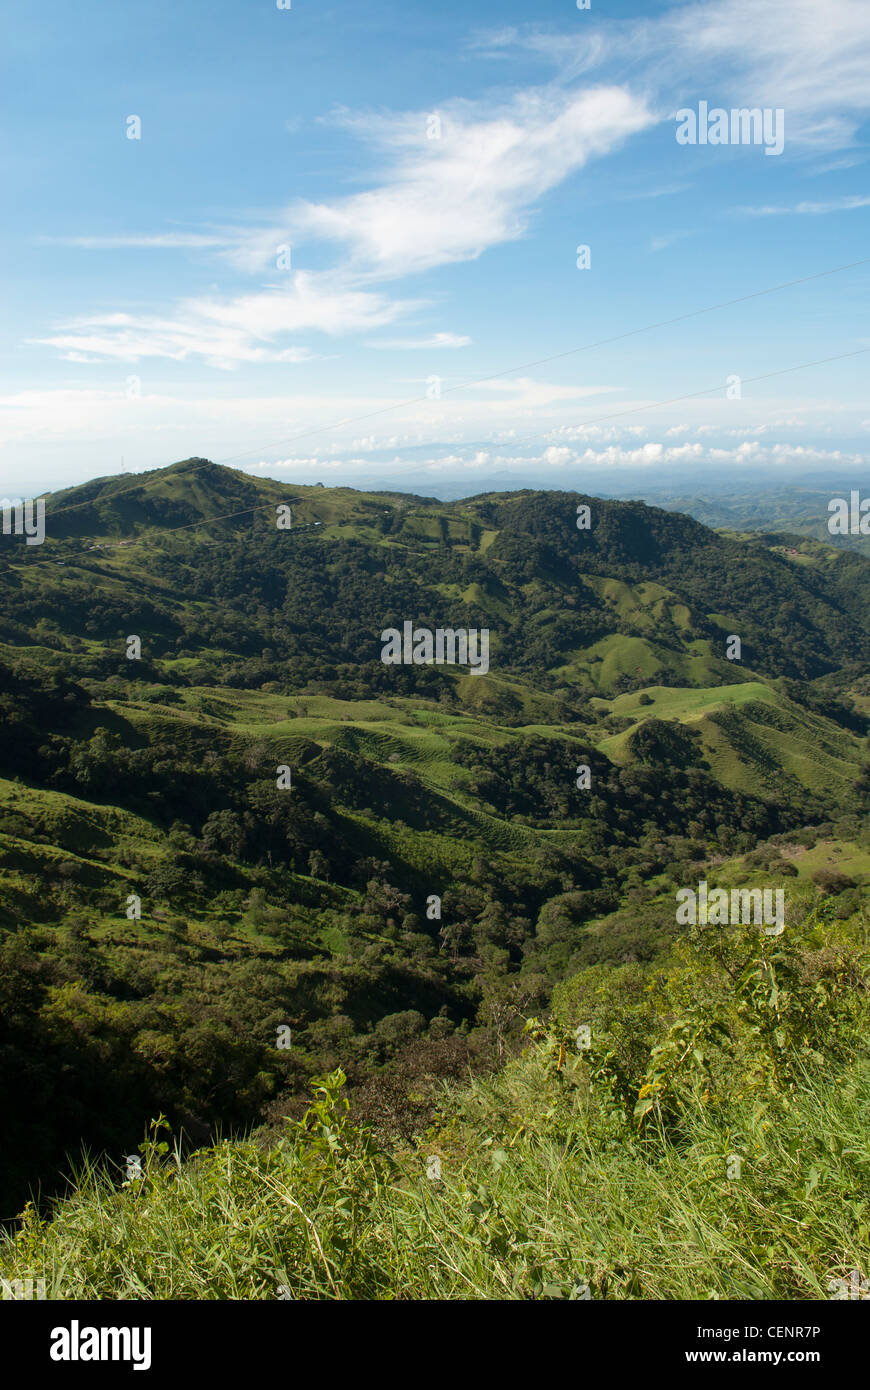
<box><xmin>1</xmin><ymin>458</ymin><xmax>869</xmax><ymax>1297</ymax></box>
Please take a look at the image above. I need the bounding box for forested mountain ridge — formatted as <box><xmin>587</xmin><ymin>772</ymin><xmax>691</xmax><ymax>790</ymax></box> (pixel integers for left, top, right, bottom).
<box><xmin>1</xmin><ymin>458</ymin><xmax>870</xmax><ymax>1219</ymax></box>
<box><xmin>22</xmin><ymin>457</ymin><xmax>870</xmax><ymax>685</ymax></box>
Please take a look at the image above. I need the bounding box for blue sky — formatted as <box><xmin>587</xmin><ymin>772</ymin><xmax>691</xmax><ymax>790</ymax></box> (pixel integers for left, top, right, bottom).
<box><xmin>2</xmin><ymin>0</ymin><xmax>869</xmax><ymax>498</ymax></box>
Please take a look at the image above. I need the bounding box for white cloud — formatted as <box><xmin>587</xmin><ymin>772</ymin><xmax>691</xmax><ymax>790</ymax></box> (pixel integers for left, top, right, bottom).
<box><xmin>542</xmin><ymin>445</ymin><xmax>574</xmax><ymax>465</ymax></box>
<box><xmin>289</xmin><ymin>87</ymin><xmax>653</xmax><ymax>280</ymax></box>
<box><xmin>367</xmin><ymin>332</ymin><xmax>472</xmax><ymax>350</ymax></box>
<box><xmin>502</xmin><ymin>438</ymin><xmax>868</xmax><ymax>472</ymax></box>
<box><xmin>33</xmin><ymin>272</ymin><xmax>418</xmax><ymax>368</ymax></box>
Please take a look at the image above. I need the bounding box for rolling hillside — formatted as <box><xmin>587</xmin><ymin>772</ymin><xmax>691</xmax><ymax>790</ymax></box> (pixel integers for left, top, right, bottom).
<box><xmin>2</xmin><ymin>458</ymin><xmax>870</xmax><ymax>1218</ymax></box>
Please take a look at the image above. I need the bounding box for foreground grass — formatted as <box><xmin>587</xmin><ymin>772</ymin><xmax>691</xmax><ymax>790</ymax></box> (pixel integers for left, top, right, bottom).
<box><xmin>4</xmin><ymin>906</ymin><xmax>868</xmax><ymax>1301</ymax></box>
<box><xmin>2</xmin><ymin>1055</ymin><xmax>867</xmax><ymax>1301</ymax></box>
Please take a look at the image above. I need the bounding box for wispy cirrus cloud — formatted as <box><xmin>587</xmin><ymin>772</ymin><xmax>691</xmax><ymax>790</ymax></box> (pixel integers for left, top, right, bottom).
<box><xmin>738</xmin><ymin>194</ymin><xmax>870</xmax><ymax>216</ymax></box>
<box><xmin>367</xmin><ymin>332</ymin><xmax>471</xmax><ymax>350</ymax></box>
<box><xmin>649</xmin><ymin>230</ymin><xmax>694</xmax><ymax>252</ymax></box>
<box><xmin>482</xmin><ymin>0</ymin><xmax>870</xmax><ymax>151</ymax></box>
<box><xmin>41</xmin><ymin>233</ymin><xmax>231</xmax><ymax>250</ymax></box>
<box><xmin>659</xmin><ymin>0</ymin><xmax>870</xmax><ymax>149</ymax></box>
